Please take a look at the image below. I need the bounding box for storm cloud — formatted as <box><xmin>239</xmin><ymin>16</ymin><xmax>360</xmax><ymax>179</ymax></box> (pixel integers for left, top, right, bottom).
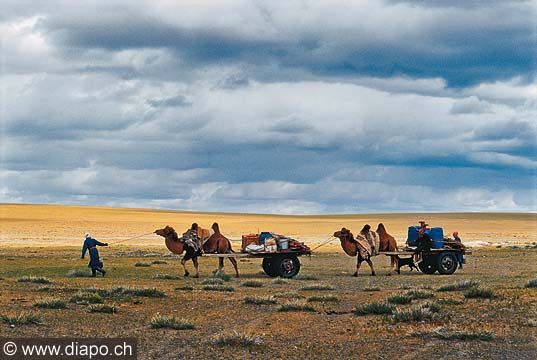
<box><xmin>1</xmin><ymin>0</ymin><xmax>535</xmax><ymax>213</ymax></box>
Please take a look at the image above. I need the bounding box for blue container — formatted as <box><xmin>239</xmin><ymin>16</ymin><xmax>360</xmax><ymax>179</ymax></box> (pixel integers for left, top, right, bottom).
<box><xmin>407</xmin><ymin>226</ymin><xmax>420</xmax><ymax>246</ymax></box>
<box><xmin>429</xmin><ymin>227</ymin><xmax>444</xmax><ymax>248</ymax></box>
<box><xmin>259</xmin><ymin>232</ymin><xmax>272</xmax><ymax>245</ymax></box>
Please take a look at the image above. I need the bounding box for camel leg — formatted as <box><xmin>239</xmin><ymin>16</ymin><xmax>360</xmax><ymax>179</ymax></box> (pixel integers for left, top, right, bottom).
<box><xmin>365</xmin><ymin>258</ymin><xmax>376</xmax><ymax>276</ymax></box>
<box><xmin>218</xmin><ymin>257</ymin><xmax>224</xmax><ymax>273</ymax></box>
<box><xmin>228</xmin><ymin>257</ymin><xmax>239</xmax><ymax>278</ymax></box>
<box><xmin>181</xmin><ymin>259</ymin><xmax>190</xmax><ymax>277</ymax></box>
<box><xmin>392</xmin><ymin>256</ymin><xmax>400</xmax><ymax>274</ymax></box>
<box><xmin>354</xmin><ymin>257</ymin><xmax>362</xmax><ymax>277</ymax></box>
<box><xmin>192</xmin><ymin>257</ymin><xmax>199</xmax><ymax>278</ymax></box>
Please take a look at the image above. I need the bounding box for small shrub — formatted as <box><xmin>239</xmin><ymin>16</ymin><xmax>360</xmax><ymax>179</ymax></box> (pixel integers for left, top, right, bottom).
<box><xmin>203</xmin><ymin>285</ymin><xmax>235</xmax><ymax>292</ymax></box>
<box><xmin>151</xmin><ymin>260</ymin><xmax>168</xmax><ymax>265</ymax></box>
<box><xmin>67</xmin><ymin>269</ymin><xmax>93</xmax><ymax>278</ymax></box>
<box><xmin>406</xmin><ymin>290</ymin><xmax>435</xmax><ymax>300</ymax></box>
<box><xmin>299</xmin><ymin>284</ymin><xmax>334</xmax><ymax>291</ymax></box>
<box><xmin>278</xmin><ymin>302</ymin><xmax>316</xmax><ymax>312</ymax></box>
<box><xmin>437</xmin><ymin>280</ymin><xmax>480</xmax><ymax>292</ymax></box>
<box><xmin>353</xmin><ymin>302</ymin><xmax>394</xmax><ymax>316</ymax></box>
<box><xmin>37</xmin><ymin>287</ymin><xmax>53</xmax><ymax>292</ymax></box>
<box><xmin>244</xmin><ymin>296</ymin><xmax>277</xmax><ymax>305</ymax></box>
<box><xmin>464</xmin><ymin>287</ymin><xmax>495</xmax><ymax>299</ymax></box>
<box><xmin>293</xmin><ymin>274</ymin><xmax>318</xmax><ymax>281</ymax></box>
<box><xmin>17</xmin><ymin>276</ymin><xmax>51</xmax><ymax>284</ymax></box>
<box><xmin>388</xmin><ymin>295</ymin><xmax>413</xmax><ymax>305</ymax></box>
<box><xmin>150</xmin><ymin>314</ymin><xmax>195</xmax><ymax>330</ymax></box>
<box><xmin>272</xmin><ymin>278</ymin><xmax>288</xmax><ymax>285</ymax></box>
<box><xmin>134</xmin><ymin>262</ymin><xmax>151</xmax><ymax>267</ymax></box>
<box><xmin>1</xmin><ymin>312</ymin><xmax>42</xmax><ymax>325</ymax></box>
<box><xmin>202</xmin><ymin>278</ymin><xmax>225</xmax><ymax>285</ymax></box>
<box><xmin>363</xmin><ymin>287</ymin><xmax>381</xmax><ymax>292</ymax></box>
<box><xmin>392</xmin><ymin>303</ymin><xmax>440</xmax><ymax>323</ymax></box>
<box><xmin>214</xmin><ymin>330</ymin><xmax>262</xmax><ymax>348</ymax></box>
<box><xmin>274</xmin><ymin>292</ymin><xmax>304</xmax><ymax>299</ymax></box>
<box><xmin>438</xmin><ymin>299</ymin><xmax>464</xmax><ymax>305</ymax></box>
<box><xmin>241</xmin><ymin>281</ymin><xmax>264</xmax><ymax>288</ymax></box>
<box><xmin>70</xmin><ymin>292</ymin><xmax>104</xmax><ymax>304</ymax></box>
<box><xmin>524</xmin><ymin>278</ymin><xmax>537</xmax><ymax>288</ymax></box>
<box><xmin>34</xmin><ymin>298</ymin><xmax>67</xmax><ymax>309</ymax></box>
<box><xmin>307</xmin><ymin>295</ymin><xmax>339</xmax><ymax>303</ymax></box>
<box><xmin>410</xmin><ymin>327</ymin><xmax>494</xmax><ymax>341</ymax></box>
<box><xmin>210</xmin><ymin>272</ymin><xmax>232</xmax><ymax>282</ymax></box>
<box><xmin>153</xmin><ymin>274</ymin><xmax>181</xmax><ymax>280</ymax></box>
<box><xmin>110</xmin><ymin>287</ymin><xmax>166</xmax><ymax>298</ymax></box>
<box><xmin>89</xmin><ymin>304</ymin><xmax>118</xmax><ymax>314</ymax></box>
<box><xmin>175</xmin><ymin>286</ymin><xmax>194</xmax><ymax>291</ymax></box>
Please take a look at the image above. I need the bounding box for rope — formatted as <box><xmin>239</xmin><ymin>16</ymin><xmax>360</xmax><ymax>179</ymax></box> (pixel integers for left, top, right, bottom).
<box><xmin>109</xmin><ymin>231</ymin><xmax>156</xmax><ymax>245</ymax></box>
<box><xmin>310</xmin><ymin>235</ymin><xmax>337</xmax><ymax>252</ymax></box>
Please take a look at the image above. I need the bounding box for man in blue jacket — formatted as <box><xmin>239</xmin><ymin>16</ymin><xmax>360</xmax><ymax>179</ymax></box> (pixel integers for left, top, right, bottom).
<box><xmin>81</xmin><ymin>233</ymin><xmax>108</xmax><ymax>277</ymax></box>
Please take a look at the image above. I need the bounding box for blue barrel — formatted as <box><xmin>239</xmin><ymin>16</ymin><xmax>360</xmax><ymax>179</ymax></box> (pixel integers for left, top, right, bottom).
<box><xmin>407</xmin><ymin>226</ymin><xmax>420</xmax><ymax>246</ymax></box>
<box><xmin>259</xmin><ymin>232</ymin><xmax>272</xmax><ymax>245</ymax></box>
<box><xmin>429</xmin><ymin>227</ymin><xmax>444</xmax><ymax>248</ymax></box>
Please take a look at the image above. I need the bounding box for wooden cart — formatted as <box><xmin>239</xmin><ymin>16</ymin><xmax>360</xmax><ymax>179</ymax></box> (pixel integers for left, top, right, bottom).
<box><xmin>382</xmin><ymin>248</ymin><xmax>472</xmax><ymax>275</ymax></box>
<box><xmin>203</xmin><ymin>249</ymin><xmax>311</xmax><ymax>278</ymax></box>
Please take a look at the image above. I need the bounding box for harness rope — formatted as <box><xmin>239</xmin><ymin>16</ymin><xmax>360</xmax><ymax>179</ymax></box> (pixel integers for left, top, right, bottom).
<box><xmin>109</xmin><ymin>231</ymin><xmax>156</xmax><ymax>245</ymax></box>
<box><xmin>310</xmin><ymin>235</ymin><xmax>337</xmax><ymax>252</ymax></box>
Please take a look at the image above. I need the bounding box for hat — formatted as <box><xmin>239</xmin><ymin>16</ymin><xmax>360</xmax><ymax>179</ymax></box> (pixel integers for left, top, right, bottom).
<box><xmin>85</xmin><ymin>232</ymin><xmax>91</xmax><ymax>238</ymax></box>
<box><xmin>453</xmin><ymin>231</ymin><xmax>458</xmax><ymax>236</ymax></box>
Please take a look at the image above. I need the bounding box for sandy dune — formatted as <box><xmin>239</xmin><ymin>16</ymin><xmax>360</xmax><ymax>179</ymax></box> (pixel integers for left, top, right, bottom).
<box><xmin>1</xmin><ymin>204</ymin><xmax>535</xmax><ymax>248</ymax></box>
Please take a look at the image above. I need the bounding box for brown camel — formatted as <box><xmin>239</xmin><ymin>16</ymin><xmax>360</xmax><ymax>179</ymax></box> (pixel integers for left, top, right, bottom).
<box><xmin>333</xmin><ymin>228</ymin><xmax>376</xmax><ymax>276</ymax></box>
<box><xmin>155</xmin><ymin>226</ymin><xmax>201</xmax><ymax>277</ymax></box>
<box><xmin>203</xmin><ymin>223</ymin><xmax>239</xmax><ymax>277</ymax></box>
<box><xmin>376</xmin><ymin>223</ymin><xmax>400</xmax><ymax>274</ymax></box>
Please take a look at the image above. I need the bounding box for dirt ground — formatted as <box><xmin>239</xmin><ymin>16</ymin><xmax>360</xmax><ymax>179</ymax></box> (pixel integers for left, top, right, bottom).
<box><xmin>0</xmin><ymin>205</ymin><xmax>536</xmax><ymax>359</ymax></box>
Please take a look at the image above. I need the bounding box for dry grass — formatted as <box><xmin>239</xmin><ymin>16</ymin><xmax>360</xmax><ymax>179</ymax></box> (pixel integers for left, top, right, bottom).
<box><xmin>17</xmin><ymin>276</ymin><xmax>51</xmax><ymax>284</ymax></box>
<box><xmin>34</xmin><ymin>298</ymin><xmax>67</xmax><ymax>309</ymax></box>
<box><xmin>150</xmin><ymin>314</ymin><xmax>195</xmax><ymax>330</ymax></box>
<box><xmin>353</xmin><ymin>302</ymin><xmax>394</xmax><ymax>316</ymax></box>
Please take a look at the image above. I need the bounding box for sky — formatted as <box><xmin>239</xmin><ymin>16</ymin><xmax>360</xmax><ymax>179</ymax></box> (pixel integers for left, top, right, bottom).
<box><xmin>1</xmin><ymin>0</ymin><xmax>536</xmax><ymax>214</ymax></box>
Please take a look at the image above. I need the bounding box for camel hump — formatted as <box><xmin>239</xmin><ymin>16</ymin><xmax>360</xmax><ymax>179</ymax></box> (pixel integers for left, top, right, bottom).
<box><xmin>212</xmin><ymin>222</ymin><xmax>221</xmax><ymax>234</ymax></box>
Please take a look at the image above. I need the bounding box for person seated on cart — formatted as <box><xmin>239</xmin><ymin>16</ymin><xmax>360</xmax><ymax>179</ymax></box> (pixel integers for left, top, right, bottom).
<box><xmin>414</xmin><ymin>223</ymin><xmax>432</xmax><ymax>262</ymax></box>
<box><xmin>453</xmin><ymin>231</ymin><xmax>465</xmax><ymax>269</ymax></box>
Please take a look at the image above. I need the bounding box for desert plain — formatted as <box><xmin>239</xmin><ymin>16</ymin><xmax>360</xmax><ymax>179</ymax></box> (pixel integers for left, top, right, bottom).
<box><xmin>0</xmin><ymin>204</ymin><xmax>536</xmax><ymax>359</ymax></box>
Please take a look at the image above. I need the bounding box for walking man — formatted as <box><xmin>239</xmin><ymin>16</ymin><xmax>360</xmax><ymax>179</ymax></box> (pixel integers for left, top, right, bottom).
<box><xmin>81</xmin><ymin>232</ymin><xmax>108</xmax><ymax>277</ymax></box>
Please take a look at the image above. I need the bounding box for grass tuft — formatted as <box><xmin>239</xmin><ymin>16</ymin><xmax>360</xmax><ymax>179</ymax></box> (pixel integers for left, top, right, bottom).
<box><xmin>299</xmin><ymin>284</ymin><xmax>334</xmax><ymax>291</ymax></box>
<box><xmin>214</xmin><ymin>330</ymin><xmax>263</xmax><ymax>348</ymax></box>
<box><xmin>150</xmin><ymin>314</ymin><xmax>195</xmax><ymax>330</ymax></box>
<box><xmin>405</xmin><ymin>290</ymin><xmax>435</xmax><ymax>300</ymax></box>
<box><xmin>89</xmin><ymin>304</ymin><xmax>118</xmax><ymax>314</ymax></box>
<box><xmin>70</xmin><ymin>292</ymin><xmax>104</xmax><ymax>304</ymax></box>
<box><xmin>203</xmin><ymin>285</ymin><xmax>235</xmax><ymax>292</ymax></box>
<box><xmin>67</xmin><ymin>269</ymin><xmax>93</xmax><ymax>278</ymax></box>
<box><xmin>153</xmin><ymin>274</ymin><xmax>181</xmax><ymax>280</ymax></box>
<box><xmin>151</xmin><ymin>260</ymin><xmax>168</xmax><ymax>265</ymax></box>
<box><xmin>134</xmin><ymin>262</ymin><xmax>151</xmax><ymax>267</ymax></box>
<box><xmin>34</xmin><ymin>298</ymin><xmax>67</xmax><ymax>309</ymax></box>
<box><xmin>464</xmin><ymin>287</ymin><xmax>495</xmax><ymax>299</ymax></box>
<box><xmin>17</xmin><ymin>276</ymin><xmax>51</xmax><ymax>284</ymax></box>
<box><xmin>202</xmin><ymin>278</ymin><xmax>225</xmax><ymax>285</ymax></box>
<box><xmin>438</xmin><ymin>299</ymin><xmax>464</xmax><ymax>305</ymax></box>
<box><xmin>274</xmin><ymin>292</ymin><xmax>304</xmax><ymax>299</ymax></box>
<box><xmin>392</xmin><ymin>302</ymin><xmax>440</xmax><ymax>323</ymax></box>
<box><xmin>278</xmin><ymin>302</ymin><xmax>316</xmax><ymax>312</ymax></box>
<box><xmin>1</xmin><ymin>312</ymin><xmax>42</xmax><ymax>325</ymax></box>
<box><xmin>244</xmin><ymin>296</ymin><xmax>277</xmax><ymax>305</ymax></box>
<box><xmin>437</xmin><ymin>280</ymin><xmax>480</xmax><ymax>292</ymax></box>
<box><xmin>388</xmin><ymin>294</ymin><xmax>413</xmax><ymax>305</ymax></box>
<box><xmin>524</xmin><ymin>278</ymin><xmax>537</xmax><ymax>288</ymax></box>
<box><xmin>363</xmin><ymin>287</ymin><xmax>381</xmax><ymax>292</ymax></box>
<box><xmin>410</xmin><ymin>327</ymin><xmax>494</xmax><ymax>341</ymax></box>
<box><xmin>175</xmin><ymin>286</ymin><xmax>194</xmax><ymax>291</ymax></box>
<box><xmin>241</xmin><ymin>280</ymin><xmax>264</xmax><ymax>288</ymax></box>
<box><xmin>210</xmin><ymin>272</ymin><xmax>232</xmax><ymax>282</ymax></box>
<box><xmin>110</xmin><ymin>287</ymin><xmax>166</xmax><ymax>298</ymax></box>
<box><xmin>307</xmin><ymin>295</ymin><xmax>339</xmax><ymax>303</ymax></box>
<box><xmin>353</xmin><ymin>302</ymin><xmax>394</xmax><ymax>316</ymax></box>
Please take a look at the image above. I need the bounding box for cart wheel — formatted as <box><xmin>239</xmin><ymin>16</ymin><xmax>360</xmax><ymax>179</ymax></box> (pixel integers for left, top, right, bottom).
<box><xmin>418</xmin><ymin>256</ymin><xmax>438</xmax><ymax>274</ymax></box>
<box><xmin>437</xmin><ymin>252</ymin><xmax>457</xmax><ymax>275</ymax></box>
<box><xmin>262</xmin><ymin>258</ymin><xmax>278</xmax><ymax>277</ymax></box>
<box><xmin>272</xmin><ymin>255</ymin><xmax>301</xmax><ymax>278</ymax></box>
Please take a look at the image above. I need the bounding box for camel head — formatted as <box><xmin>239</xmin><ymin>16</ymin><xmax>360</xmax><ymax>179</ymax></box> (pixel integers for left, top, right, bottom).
<box><xmin>334</xmin><ymin>228</ymin><xmax>353</xmax><ymax>241</ymax></box>
<box><xmin>212</xmin><ymin>222</ymin><xmax>220</xmax><ymax>234</ymax></box>
<box><xmin>155</xmin><ymin>226</ymin><xmax>178</xmax><ymax>240</ymax></box>
<box><xmin>376</xmin><ymin>223</ymin><xmax>386</xmax><ymax>233</ymax></box>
